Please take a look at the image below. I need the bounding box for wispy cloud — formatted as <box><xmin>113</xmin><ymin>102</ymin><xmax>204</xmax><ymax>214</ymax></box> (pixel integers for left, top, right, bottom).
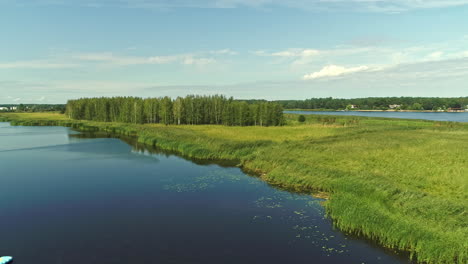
<box><xmin>253</xmin><ymin>48</ymin><xmax>321</xmax><ymax>66</ymax></box>
<box><xmin>257</xmin><ymin>44</ymin><xmax>468</xmax><ymax>66</ymax></box>
<box><xmin>254</xmin><ymin>49</ymin><xmax>319</xmax><ymax>57</ymax></box>
<box><xmin>74</xmin><ymin>52</ymin><xmax>171</xmax><ymax>65</ymax></box>
<box><xmin>270</xmin><ymin>49</ymin><xmax>320</xmax><ymax>58</ymax></box>
<box><xmin>3</xmin><ymin>0</ymin><xmax>468</xmax><ymax>12</ymax></box>
<box><xmin>0</xmin><ymin>60</ymin><xmax>79</xmax><ymax>69</ymax></box>
<box><xmin>210</xmin><ymin>49</ymin><xmax>238</xmax><ymax>55</ymax></box>
<box><xmin>426</xmin><ymin>51</ymin><xmax>445</xmax><ymax>60</ymax></box>
<box><xmin>303</xmin><ymin>65</ymin><xmax>372</xmax><ymax>80</ymax></box>
<box><xmin>72</xmin><ymin>52</ymin><xmax>216</xmax><ymax>66</ymax></box>
<box><xmin>181</xmin><ymin>56</ymin><xmax>216</xmax><ymax>66</ymax></box>
<box><xmin>0</xmin><ymin>50</ymin><xmax>224</xmax><ymax>69</ymax></box>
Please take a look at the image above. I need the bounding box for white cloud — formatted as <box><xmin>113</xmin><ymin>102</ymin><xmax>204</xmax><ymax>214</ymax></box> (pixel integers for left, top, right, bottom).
<box><xmin>271</xmin><ymin>51</ymin><xmax>297</xmax><ymax>57</ymax></box>
<box><xmin>13</xmin><ymin>98</ymin><xmax>21</xmax><ymax>102</ymax></box>
<box><xmin>260</xmin><ymin>49</ymin><xmax>320</xmax><ymax>57</ymax></box>
<box><xmin>146</xmin><ymin>56</ymin><xmax>178</xmax><ymax>64</ymax></box>
<box><xmin>182</xmin><ymin>56</ymin><xmax>216</xmax><ymax>66</ymax></box>
<box><xmin>254</xmin><ymin>48</ymin><xmax>321</xmax><ymax>66</ymax></box>
<box><xmin>303</xmin><ymin>65</ymin><xmax>371</xmax><ymax>80</ymax></box>
<box><xmin>302</xmin><ymin>50</ymin><xmax>320</xmax><ymax>57</ymax></box>
<box><xmin>427</xmin><ymin>51</ymin><xmax>444</xmax><ymax>60</ymax></box>
<box><xmin>210</xmin><ymin>49</ymin><xmax>238</xmax><ymax>55</ymax></box>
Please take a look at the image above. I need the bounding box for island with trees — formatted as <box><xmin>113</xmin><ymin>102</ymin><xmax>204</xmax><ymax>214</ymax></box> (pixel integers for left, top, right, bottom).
<box><xmin>66</xmin><ymin>95</ymin><xmax>284</xmax><ymax>126</ymax></box>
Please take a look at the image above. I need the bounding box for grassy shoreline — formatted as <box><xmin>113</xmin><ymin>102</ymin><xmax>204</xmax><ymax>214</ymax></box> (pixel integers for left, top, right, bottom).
<box><xmin>1</xmin><ymin>112</ymin><xmax>467</xmax><ymax>264</ymax></box>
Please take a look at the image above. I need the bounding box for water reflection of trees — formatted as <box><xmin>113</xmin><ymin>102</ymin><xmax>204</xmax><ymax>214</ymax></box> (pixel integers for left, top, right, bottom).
<box><xmin>69</xmin><ymin>131</ymin><xmax>238</xmax><ymax>168</ymax></box>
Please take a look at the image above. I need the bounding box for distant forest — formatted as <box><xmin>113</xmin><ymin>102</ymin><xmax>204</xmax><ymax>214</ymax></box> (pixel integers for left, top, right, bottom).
<box><xmin>0</xmin><ymin>104</ymin><xmax>65</xmax><ymax>112</ymax></box>
<box><xmin>66</xmin><ymin>95</ymin><xmax>284</xmax><ymax>126</ymax></box>
<box><xmin>275</xmin><ymin>97</ymin><xmax>468</xmax><ymax>110</ymax></box>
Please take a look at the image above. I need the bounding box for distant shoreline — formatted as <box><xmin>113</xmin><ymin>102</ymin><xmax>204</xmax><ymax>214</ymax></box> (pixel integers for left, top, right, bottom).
<box><xmin>285</xmin><ymin>109</ymin><xmax>467</xmax><ymax>113</ymax></box>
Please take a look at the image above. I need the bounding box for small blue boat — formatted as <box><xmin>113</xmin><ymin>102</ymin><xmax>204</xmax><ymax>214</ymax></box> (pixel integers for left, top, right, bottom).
<box><xmin>0</xmin><ymin>256</ymin><xmax>13</xmax><ymax>264</ymax></box>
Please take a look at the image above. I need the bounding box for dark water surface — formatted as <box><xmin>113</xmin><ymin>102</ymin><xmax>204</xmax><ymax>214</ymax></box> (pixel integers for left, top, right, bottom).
<box><xmin>285</xmin><ymin>110</ymin><xmax>468</xmax><ymax>122</ymax></box>
<box><xmin>0</xmin><ymin>123</ymin><xmax>411</xmax><ymax>264</ymax></box>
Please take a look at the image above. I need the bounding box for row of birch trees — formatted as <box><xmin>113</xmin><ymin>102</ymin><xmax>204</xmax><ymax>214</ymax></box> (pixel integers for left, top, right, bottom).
<box><xmin>66</xmin><ymin>95</ymin><xmax>284</xmax><ymax>126</ymax></box>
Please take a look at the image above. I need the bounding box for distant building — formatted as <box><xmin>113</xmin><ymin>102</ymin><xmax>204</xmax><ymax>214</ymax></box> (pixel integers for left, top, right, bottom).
<box><xmin>10</xmin><ymin>106</ymin><xmax>17</xmax><ymax>110</ymax></box>
<box><xmin>0</xmin><ymin>107</ymin><xmax>8</xmax><ymax>111</ymax></box>
<box><xmin>389</xmin><ymin>104</ymin><xmax>401</xmax><ymax>109</ymax></box>
<box><xmin>345</xmin><ymin>104</ymin><xmax>358</xmax><ymax>111</ymax></box>
<box><xmin>447</xmin><ymin>108</ymin><xmax>465</xmax><ymax>112</ymax></box>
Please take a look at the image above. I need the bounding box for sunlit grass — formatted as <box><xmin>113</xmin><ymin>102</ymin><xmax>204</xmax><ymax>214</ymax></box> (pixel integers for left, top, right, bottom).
<box><xmin>1</xmin><ymin>112</ymin><xmax>467</xmax><ymax>264</ymax></box>
<box><xmin>0</xmin><ymin>112</ymin><xmax>68</xmax><ymax>121</ymax></box>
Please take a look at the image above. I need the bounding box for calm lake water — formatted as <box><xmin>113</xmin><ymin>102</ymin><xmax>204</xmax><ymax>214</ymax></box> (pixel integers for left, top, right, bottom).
<box><xmin>285</xmin><ymin>110</ymin><xmax>468</xmax><ymax>122</ymax></box>
<box><xmin>0</xmin><ymin>122</ymin><xmax>412</xmax><ymax>264</ymax></box>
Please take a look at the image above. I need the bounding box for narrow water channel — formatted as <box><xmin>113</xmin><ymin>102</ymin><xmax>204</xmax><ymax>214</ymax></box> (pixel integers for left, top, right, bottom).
<box><xmin>0</xmin><ymin>123</ymin><xmax>412</xmax><ymax>264</ymax></box>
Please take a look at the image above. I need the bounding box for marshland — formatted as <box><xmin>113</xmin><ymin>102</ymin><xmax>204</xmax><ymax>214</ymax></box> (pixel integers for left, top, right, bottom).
<box><xmin>1</xmin><ymin>109</ymin><xmax>466</xmax><ymax>264</ymax></box>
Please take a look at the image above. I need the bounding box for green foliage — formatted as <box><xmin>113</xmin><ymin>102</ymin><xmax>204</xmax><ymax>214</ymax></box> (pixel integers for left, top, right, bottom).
<box><xmin>298</xmin><ymin>115</ymin><xmax>306</xmax><ymax>122</ymax></box>
<box><xmin>66</xmin><ymin>95</ymin><xmax>284</xmax><ymax>126</ymax></box>
<box><xmin>1</xmin><ymin>112</ymin><xmax>467</xmax><ymax>264</ymax></box>
<box><xmin>411</xmin><ymin>102</ymin><xmax>424</xmax><ymax>110</ymax></box>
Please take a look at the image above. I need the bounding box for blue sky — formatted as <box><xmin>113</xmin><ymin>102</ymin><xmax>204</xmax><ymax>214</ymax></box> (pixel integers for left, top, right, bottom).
<box><xmin>1</xmin><ymin>0</ymin><xmax>468</xmax><ymax>103</ymax></box>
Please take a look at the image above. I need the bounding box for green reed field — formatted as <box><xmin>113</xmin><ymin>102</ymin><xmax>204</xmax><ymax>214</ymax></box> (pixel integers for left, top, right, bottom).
<box><xmin>1</xmin><ymin>112</ymin><xmax>467</xmax><ymax>264</ymax></box>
